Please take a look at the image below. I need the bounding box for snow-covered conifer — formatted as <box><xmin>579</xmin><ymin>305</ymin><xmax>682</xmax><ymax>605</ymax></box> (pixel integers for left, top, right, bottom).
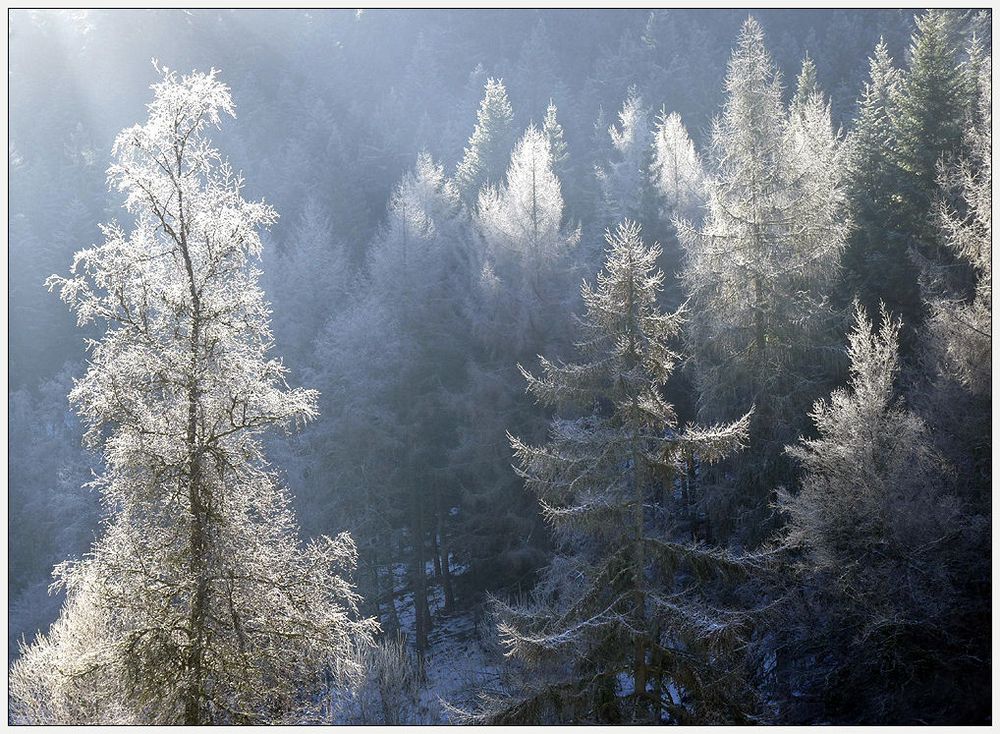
<box><xmin>650</xmin><ymin>109</ymin><xmax>706</xmax><ymax>222</ymax></box>
<box><xmin>596</xmin><ymin>88</ymin><xmax>652</xmax><ymax>224</ymax></box>
<box><xmin>676</xmin><ymin>18</ymin><xmax>848</xmax><ymax>543</ymax></box>
<box><xmin>455</xmin><ymin>78</ymin><xmax>515</xmax><ymax>204</ymax></box>
<box><xmin>464</xmin><ymin>221</ymin><xmax>753</xmax><ymax>724</ymax></box>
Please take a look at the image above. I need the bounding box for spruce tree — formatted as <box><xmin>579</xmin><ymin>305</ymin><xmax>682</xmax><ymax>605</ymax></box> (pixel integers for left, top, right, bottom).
<box><xmin>455</xmin><ymin>78</ymin><xmax>515</xmax><ymax>205</ymax></box>
<box><xmin>464</xmin><ymin>221</ymin><xmax>752</xmax><ymax>724</ymax></box>
<box><xmin>892</xmin><ymin>9</ymin><xmax>976</xmax><ymax>257</ymax></box>
<box><xmin>11</xmin><ymin>68</ymin><xmax>376</xmax><ymax>725</ymax></box>
<box><xmin>512</xmin><ymin>18</ymin><xmax>566</xmax><ymax>129</ymax></box>
<box><xmin>841</xmin><ymin>39</ymin><xmax>911</xmax><ymax>319</ymax></box>
<box><xmin>312</xmin><ymin>152</ymin><xmax>465</xmax><ymax>660</ymax></box>
<box><xmin>268</xmin><ymin>196</ymin><xmax>350</xmax><ymax>361</ymax></box>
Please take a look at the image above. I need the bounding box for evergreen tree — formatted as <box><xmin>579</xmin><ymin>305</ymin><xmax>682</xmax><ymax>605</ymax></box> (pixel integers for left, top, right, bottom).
<box><xmin>919</xmin><ymin>50</ymin><xmax>991</xmax><ymax>506</ymax></box>
<box><xmin>790</xmin><ymin>52</ymin><xmax>818</xmax><ymax>115</ymax></box>
<box><xmin>841</xmin><ymin>39</ymin><xmax>911</xmax><ymax>319</ymax></box>
<box><xmin>542</xmin><ymin>99</ymin><xmax>569</xmax><ymax>181</ymax></box>
<box><xmin>512</xmin><ymin>18</ymin><xmax>567</xmax><ymax>129</ymax></box>
<box><xmin>313</xmin><ymin>152</ymin><xmax>465</xmax><ymax>660</ymax></box>
<box><xmin>464</xmin><ymin>221</ymin><xmax>753</xmax><ymax>724</ymax></box>
<box><xmin>676</xmin><ymin>18</ymin><xmax>849</xmax><ymax>544</ymax></box>
<box><xmin>455</xmin><ymin>78</ymin><xmax>515</xmax><ymax>205</ymax></box>
<box><xmin>649</xmin><ymin>108</ymin><xmax>706</xmax><ymax>223</ymax></box>
<box><xmin>10</xmin><ymin>68</ymin><xmax>376</xmax><ymax>725</ymax></box>
<box><xmin>924</xmin><ymin>51</ymin><xmax>991</xmax><ymax>401</ymax></box>
<box><xmin>268</xmin><ymin>196</ymin><xmax>352</xmax><ymax>361</ymax></box>
<box><xmin>596</xmin><ymin>88</ymin><xmax>653</xmax><ymax>226</ymax></box>
<box><xmin>891</xmin><ymin>9</ymin><xmax>976</xmax><ymax>259</ymax></box>
<box><xmin>8</xmin><ymin>364</ymin><xmax>99</xmax><ymax>660</ymax></box>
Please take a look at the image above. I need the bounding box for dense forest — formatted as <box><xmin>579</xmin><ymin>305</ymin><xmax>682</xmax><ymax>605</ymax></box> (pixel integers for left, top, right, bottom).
<box><xmin>7</xmin><ymin>8</ymin><xmax>991</xmax><ymax>725</ymax></box>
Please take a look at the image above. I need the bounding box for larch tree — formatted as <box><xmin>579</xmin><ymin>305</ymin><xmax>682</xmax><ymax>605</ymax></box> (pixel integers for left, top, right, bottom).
<box><xmin>777</xmin><ymin>304</ymin><xmax>983</xmax><ymax>723</ymax></box>
<box><xmin>676</xmin><ymin>17</ymin><xmax>849</xmax><ymax>545</ymax></box>
<box><xmin>451</xmin><ymin>124</ymin><xmax>581</xmax><ymax>604</ymax></box>
<box><xmin>649</xmin><ymin>108</ymin><xmax>706</xmax><ymax>224</ymax></box>
<box><xmin>455</xmin><ymin>77</ymin><xmax>515</xmax><ymax>205</ymax></box>
<box><xmin>10</xmin><ymin>67</ymin><xmax>376</xmax><ymax>725</ymax></box>
<box><xmin>464</xmin><ymin>221</ymin><xmax>753</xmax><ymax>724</ymax></box>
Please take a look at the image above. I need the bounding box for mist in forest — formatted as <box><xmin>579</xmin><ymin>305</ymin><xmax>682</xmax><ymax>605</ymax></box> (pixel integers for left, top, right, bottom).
<box><xmin>8</xmin><ymin>8</ymin><xmax>991</xmax><ymax>725</ymax></box>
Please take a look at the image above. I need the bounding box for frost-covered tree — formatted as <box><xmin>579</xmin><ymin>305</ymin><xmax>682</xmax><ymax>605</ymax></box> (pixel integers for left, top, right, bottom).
<box><xmin>474</xmin><ymin>124</ymin><xmax>580</xmax><ymax>351</ymax></box>
<box><xmin>918</xmin><ymin>50</ymin><xmax>991</xmax><ymax>509</ymax></box>
<box><xmin>596</xmin><ymin>88</ymin><xmax>653</xmax><ymax>226</ymax></box>
<box><xmin>924</xmin><ymin>54</ymin><xmax>991</xmax><ymax>401</ymax></box>
<box><xmin>649</xmin><ymin>109</ymin><xmax>706</xmax><ymax>223</ymax></box>
<box><xmin>268</xmin><ymin>196</ymin><xmax>352</xmax><ymax>361</ymax></box>
<box><xmin>450</xmin><ymin>124</ymin><xmax>582</xmax><ymax>601</ymax></box>
<box><xmin>790</xmin><ymin>53</ymin><xmax>818</xmax><ymax>116</ymax></box>
<box><xmin>11</xmin><ymin>68</ymin><xmax>376</xmax><ymax>725</ymax></box>
<box><xmin>676</xmin><ymin>18</ymin><xmax>849</xmax><ymax>544</ymax></box>
<box><xmin>476</xmin><ymin>125</ymin><xmax>577</xmax><ymax>267</ymax></box>
<box><xmin>542</xmin><ymin>99</ymin><xmax>569</xmax><ymax>180</ymax></box>
<box><xmin>776</xmin><ymin>304</ymin><xmax>984</xmax><ymax>723</ymax></box>
<box><xmin>455</xmin><ymin>78</ymin><xmax>515</xmax><ymax>204</ymax></box>
<box><xmin>464</xmin><ymin>221</ymin><xmax>753</xmax><ymax>724</ymax></box>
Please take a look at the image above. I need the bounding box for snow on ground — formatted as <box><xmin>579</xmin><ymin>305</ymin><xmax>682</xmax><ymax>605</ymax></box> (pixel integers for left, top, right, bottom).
<box><xmin>335</xmin><ymin>562</ymin><xmax>501</xmax><ymax>724</ymax></box>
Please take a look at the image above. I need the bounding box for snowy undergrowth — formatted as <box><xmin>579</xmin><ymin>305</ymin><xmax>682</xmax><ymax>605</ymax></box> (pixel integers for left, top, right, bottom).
<box><xmin>335</xmin><ymin>564</ymin><xmax>500</xmax><ymax>724</ymax></box>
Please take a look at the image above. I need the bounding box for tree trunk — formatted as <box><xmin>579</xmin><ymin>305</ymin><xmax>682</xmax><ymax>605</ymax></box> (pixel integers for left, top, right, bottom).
<box><xmin>179</xmin><ymin>192</ymin><xmax>209</xmax><ymax>726</ymax></box>
<box><xmin>411</xmin><ymin>494</ymin><xmax>430</xmax><ymax>667</ymax></box>
<box><xmin>440</xmin><ymin>529</ymin><xmax>456</xmax><ymax>614</ymax></box>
